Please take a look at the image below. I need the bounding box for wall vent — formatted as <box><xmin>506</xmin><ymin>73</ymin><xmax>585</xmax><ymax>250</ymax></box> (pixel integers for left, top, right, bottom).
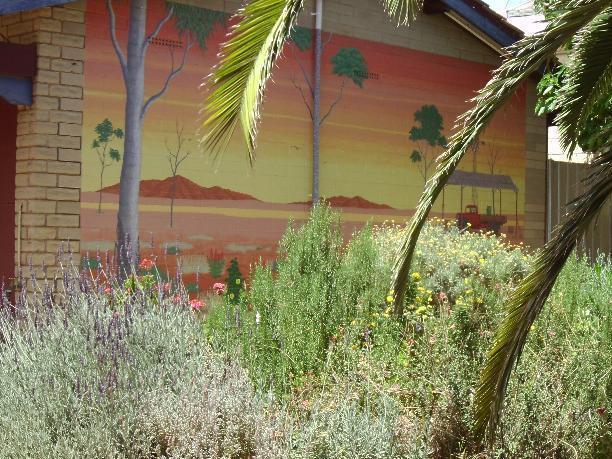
<box><xmin>354</xmin><ymin>70</ymin><xmax>380</xmax><ymax>81</ymax></box>
<box><xmin>148</xmin><ymin>37</ymin><xmax>183</xmax><ymax>49</ymax></box>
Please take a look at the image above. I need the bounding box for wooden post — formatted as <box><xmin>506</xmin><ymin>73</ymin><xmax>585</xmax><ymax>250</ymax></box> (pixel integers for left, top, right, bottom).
<box><xmin>442</xmin><ymin>187</ymin><xmax>445</xmax><ymax>219</ymax></box>
<box><xmin>515</xmin><ymin>190</ymin><xmax>518</xmax><ymax>236</ymax></box>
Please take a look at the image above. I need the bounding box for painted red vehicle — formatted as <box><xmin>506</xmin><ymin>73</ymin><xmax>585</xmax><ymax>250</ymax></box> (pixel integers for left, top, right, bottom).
<box><xmin>456</xmin><ymin>204</ymin><xmax>507</xmax><ymax>234</ymax></box>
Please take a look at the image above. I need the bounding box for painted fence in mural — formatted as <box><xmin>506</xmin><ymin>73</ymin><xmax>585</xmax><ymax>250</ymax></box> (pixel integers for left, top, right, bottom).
<box><xmin>80</xmin><ymin>0</ymin><xmax>528</xmax><ymax>291</ymax></box>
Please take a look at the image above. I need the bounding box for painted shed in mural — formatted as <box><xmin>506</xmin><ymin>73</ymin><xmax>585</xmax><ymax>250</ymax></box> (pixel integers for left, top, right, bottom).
<box><xmin>0</xmin><ymin>0</ymin><xmax>548</xmax><ymax>292</ymax></box>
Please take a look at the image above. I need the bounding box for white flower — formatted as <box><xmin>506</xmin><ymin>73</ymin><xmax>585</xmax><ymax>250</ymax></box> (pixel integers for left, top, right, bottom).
<box><xmin>255</xmin><ymin>311</ymin><xmax>261</xmax><ymax>325</ymax></box>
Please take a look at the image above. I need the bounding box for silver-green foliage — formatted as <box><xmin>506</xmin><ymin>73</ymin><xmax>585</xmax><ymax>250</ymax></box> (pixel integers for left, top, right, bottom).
<box><xmin>0</xmin><ymin>288</ymin><xmax>280</xmax><ymax>458</ymax></box>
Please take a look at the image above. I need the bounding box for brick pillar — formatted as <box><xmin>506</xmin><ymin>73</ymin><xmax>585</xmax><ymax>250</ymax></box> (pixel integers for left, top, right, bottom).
<box><xmin>1</xmin><ymin>2</ymin><xmax>85</xmax><ymax>287</ymax></box>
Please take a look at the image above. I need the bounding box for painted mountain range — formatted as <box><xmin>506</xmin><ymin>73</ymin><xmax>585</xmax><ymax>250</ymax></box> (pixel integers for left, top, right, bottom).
<box><xmin>293</xmin><ymin>196</ymin><xmax>393</xmax><ymax>209</ymax></box>
<box><xmin>100</xmin><ymin>176</ymin><xmax>394</xmax><ymax>209</ymax></box>
<box><xmin>99</xmin><ymin>176</ymin><xmax>259</xmax><ymax>201</ymax></box>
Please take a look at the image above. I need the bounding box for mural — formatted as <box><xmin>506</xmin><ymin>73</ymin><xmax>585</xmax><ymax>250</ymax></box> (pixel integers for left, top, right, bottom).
<box><xmin>81</xmin><ymin>0</ymin><xmax>526</xmax><ymax>291</ymax></box>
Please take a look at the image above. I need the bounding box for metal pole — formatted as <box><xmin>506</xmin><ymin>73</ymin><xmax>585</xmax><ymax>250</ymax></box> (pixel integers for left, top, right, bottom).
<box><xmin>312</xmin><ymin>0</ymin><xmax>323</xmax><ymax>205</ymax></box>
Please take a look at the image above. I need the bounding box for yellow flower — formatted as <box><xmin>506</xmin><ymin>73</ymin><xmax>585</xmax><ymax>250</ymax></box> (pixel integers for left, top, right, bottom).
<box><xmin>386</xmin><ymin>295</ymin><xmax>394</xmax><ymax>304</ymax></box>
<box><xmin>229</xmin><ymin>293</ymin><xmax>235</xmax><ymax>300</ymax></box>
<box><xmin>236</xmin><ymin>278</ymin><xmax>241</xmax><ymax>285</ymax></box>
<box><xmin>411</xmin><ymin>272</ymin><xmax>421</xmax><ymax>282</ymax></box>
<box><xmin>416</xmin><ymin>306</ymin><xmax>427</xmax><ymax>315</ymax></box>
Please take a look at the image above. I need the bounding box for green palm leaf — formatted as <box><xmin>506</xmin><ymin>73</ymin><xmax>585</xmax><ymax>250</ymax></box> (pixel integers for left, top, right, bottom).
<box><xmin>556</xmin><ymin>7</ymin><xmax>612</xmax><ymax>156</ymax></box>
<box><xmin>381</xmin><ymin>0</ymin><xmax>424</xmax><ymax>25</ymax></box>
<box><xmin>390</xmin><ymin>0</ymin><xmax>610</xmax><ymax>313</ymax></box>
<box><xmin>474</xmin><ymin>139</ymin><xmax>612</xmax><ymax>440</ymax></box>
<box><xmin>203</xmin><ymin>0</ymin><xmax>304</xmax><ymax>162</ymax></box>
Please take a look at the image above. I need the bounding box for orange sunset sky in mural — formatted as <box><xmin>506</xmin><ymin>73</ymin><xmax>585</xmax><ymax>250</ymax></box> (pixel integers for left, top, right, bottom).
<box><xmin>80</xmin><ymin>0</ymin><xmax>526</xmax><ymax>286</ymax></box>
<box><xmin>82</xmin><ymin>0</ymin><xmax>525</xmax><ymax>208</ymax></box>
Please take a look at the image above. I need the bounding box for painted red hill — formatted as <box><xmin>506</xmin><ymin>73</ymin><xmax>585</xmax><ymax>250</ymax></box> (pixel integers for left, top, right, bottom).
<box><xmin>294</xmin><ymin>196</ymin><xmax>393</xmax><ymax>209</ymax></box>
<box><xmin>99</xmin><ymin>176</ymin><xmax>259</xmax><ymax>201</ymax></box>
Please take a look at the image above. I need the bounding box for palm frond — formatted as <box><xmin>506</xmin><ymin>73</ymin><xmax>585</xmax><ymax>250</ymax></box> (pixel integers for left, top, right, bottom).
<box><xmin>474</xmin><ymin>140</ymin><xmax>612</xmax><ymax>441</ymax></box>
<box><xmin>556</xmin><ymin>7</ymin><xmax>612</xmax><ymax>156</ymax></box>
<box><xmin>390</xmin><ymin>0</ymin><xmax>610</xmax><ymax>313</ymax></box>
<box><xmin>203</xmin><ymin>0</ymin><xmax>304</xmax><ymax>162</ymax></box>
<box><xmin>381</xmin><ymin>0</ymin><xmax>424</xmax><ymax>25</ymax></box>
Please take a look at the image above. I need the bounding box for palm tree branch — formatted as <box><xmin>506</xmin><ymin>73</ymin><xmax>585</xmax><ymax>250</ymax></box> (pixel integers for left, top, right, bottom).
<box><xmin>556</xmin><ymin>7</ymin><xmax>612</xmax><ymax>156</ymax></box>
<box><xmin>381</xmin><ymin>0</ymin><xmax>424</xmax><ymax>25</ymax></box>
<box><xmin>474</xmin><ymin>142</ymin><xmax>612</xmax><ymax>441</ymax></box>
<box><xmin>203</xmin><ymin>0</ymin><xmax>304</xmax><ymax>162</ymax></box>
<box><xmin>390</xmin><ymin>0</ymin><xmax>610</xmax><ymax>313</ymax></box>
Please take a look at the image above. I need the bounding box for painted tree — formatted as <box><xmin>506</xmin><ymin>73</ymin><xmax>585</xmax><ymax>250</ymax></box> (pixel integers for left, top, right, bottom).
<box><xmin>225</xmin><ymin>258</ymin><xmax>243</xmax><ymax>304</ymax></box>
<box><xmin>289</xmin><ymin>30</ymin><xmax>367</xmax><ymax>124</ymax></box>
<box><xmin>289</xmin><ymin>27</ymin><xmax>368</xmax><ymax>202</ymax></box>
<box><xmin>92</xmin><ymin>118</ymin><xmax>123</xmax><ymax>213</ymax></box>
<box><xmin>408</xmin><ymin>104</ymin><xmax>446</xmax><ymax>183</ymax></box>
<box><xmin>484</xmin><ymin>139</ymin><xmax>503</xmax><ymax>213</ymax></box>
<box><xmin>105</xmin><ymin>0</ymin><xmax>225</xmax><ymax>273</ymax></box>
<box><xmin>165</xmin><ymin>120</ymin><xmax>191</xmax><ymax>227</ymax></box>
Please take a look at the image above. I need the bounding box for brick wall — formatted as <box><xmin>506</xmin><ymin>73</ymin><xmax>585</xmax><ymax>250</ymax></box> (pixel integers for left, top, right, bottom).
<box><xmin>0</xmin><ymin>1</ymin><xmax>85</xmax><ymax>287</ymax></box>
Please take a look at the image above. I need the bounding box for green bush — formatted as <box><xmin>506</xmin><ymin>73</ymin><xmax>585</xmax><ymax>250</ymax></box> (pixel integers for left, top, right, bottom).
<box><xmin>206</xmin><ymin>206</ymin><xmax>612</xmax><ymax>457</ymax></box>
<box><xmin>2</xmin><ymin>207</ymin><xmax>610</xmax><ymax>458</ymax></box>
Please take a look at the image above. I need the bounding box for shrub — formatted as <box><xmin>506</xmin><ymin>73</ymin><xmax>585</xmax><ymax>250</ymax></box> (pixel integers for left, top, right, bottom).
<box><xmin>206</xmin><ymin>207</ymin><xmax>612</xmax><ymax>457</ymax></box>
<box><xmin>0</xmin><ymin>269</ymin><xmax>284</xmax><ymax>458</ymax></box>
<box><xmin>2</xmin><ymin>210</ymin><xmax>610</xmax><ymax>458</ymax></box>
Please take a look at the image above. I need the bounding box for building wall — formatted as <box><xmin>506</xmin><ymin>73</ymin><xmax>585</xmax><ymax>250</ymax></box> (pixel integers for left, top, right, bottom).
<box><xmin>1</xmin><ymin>0</ymin><xmax>547</xmax><ymax>291</ymax></box>
<box><xmin>0</xmin><ymin>2</ymin><xmax>85</xmax><ymax>288</ymax></box>
<box><xmin>77</xmin><ymin>0</ymin><xmax>543</xmax><ymax>292</ymax></box>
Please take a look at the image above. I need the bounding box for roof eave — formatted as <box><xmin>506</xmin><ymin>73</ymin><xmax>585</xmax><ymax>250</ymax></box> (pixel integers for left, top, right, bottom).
<box><xmin>0</xmin><ymin>0</ymin><xmax>77</xmax><ymax>15</ymax></box>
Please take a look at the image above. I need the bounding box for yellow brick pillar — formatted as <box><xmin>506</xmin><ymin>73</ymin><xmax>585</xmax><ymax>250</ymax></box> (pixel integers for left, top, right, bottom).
<box><xmin>1</xmin><ymin>1</ymin><xmax>86</xmax><ymax>289</ymax></box>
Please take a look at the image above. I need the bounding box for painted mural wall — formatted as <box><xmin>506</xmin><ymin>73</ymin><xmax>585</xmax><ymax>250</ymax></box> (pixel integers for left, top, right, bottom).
<box><xmin>81</xmin><ymin>0</ymin><xmax>526</xmax><ymax>291</ymax></box>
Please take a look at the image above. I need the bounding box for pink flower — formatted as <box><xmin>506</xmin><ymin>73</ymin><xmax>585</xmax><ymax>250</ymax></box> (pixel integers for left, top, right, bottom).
<box><xmin>139</xmin><ymin>258</ymin><xmax>155</xmax><ymax>271</ymax></box>
<box><xmin>190</xmin><ymin>299</ymin><xmax>205</xmax><ymax>311</ymax></box>
<box><xmin>213</xmin><ymin>282</ymin><xmax>226</xmax><ymax>295</ymax></box>
<box><xmin>173</xmin><ymin>294</ymin><xmax>183</xmax><ymax>304</ymax></box>
<box><xmin>438</xmin><ymin>292</ymin><xmax>447</xmax><ymax>302</ymax></box>
<box><xmin>103</xmin><ymin>286</ymin><xmax>112</xmax><ymax>295</ymax></box>
<box><xmin>155</xmin><ymin>282</ymin><xmax>171</xmax><ymax>292</ymax></box>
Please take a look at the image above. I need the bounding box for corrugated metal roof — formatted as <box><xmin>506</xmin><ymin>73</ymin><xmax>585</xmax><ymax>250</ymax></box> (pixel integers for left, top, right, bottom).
<box><xmin>447</xmin><ymin>170</ymin><xmax>518</xmax><ymax>191</ymax></box>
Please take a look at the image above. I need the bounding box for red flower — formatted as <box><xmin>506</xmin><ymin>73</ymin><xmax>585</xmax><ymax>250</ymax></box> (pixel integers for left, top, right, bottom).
<box><xmin>139</xmin><ymin>258</ymin><xmax>155</xmax><ymax>271</ymax></box>
<box><xmin>190</xmin><ymin>299</ymin><xmax>205</xmax><ymax>311</ymax></box>
<box><xmin>597</xmin><ymin>407</ymin><xmax>606</xmax><ymax>417</ymax></box>
<box><xmin>213</xmin><ymin>282</ymin><xmax>226</xmax><ymax>295</ymax></box>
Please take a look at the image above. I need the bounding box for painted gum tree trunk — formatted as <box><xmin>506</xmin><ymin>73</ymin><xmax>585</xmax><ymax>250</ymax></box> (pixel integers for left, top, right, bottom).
<box><xmin>117</xmin><ymin>0</ymin><xmax>146</xmax><ymax>268</ymax></box>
